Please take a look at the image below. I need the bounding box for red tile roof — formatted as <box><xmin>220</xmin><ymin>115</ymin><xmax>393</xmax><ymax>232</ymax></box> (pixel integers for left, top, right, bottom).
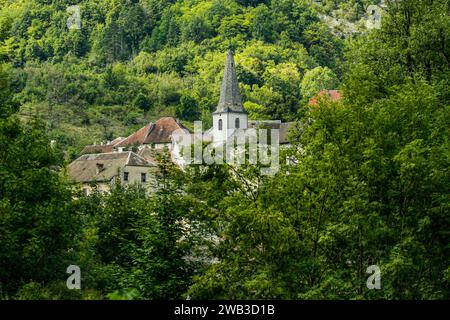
<box><xmin>115</xmin><ymin>122</ymin><xmax>153</xmax><ymax>148</ymax></box>
<box><xmin>114</xmin><ymin>117</ymin><xmax>190</xmax><ymax>148</ymax></box>
<box><xmin>309</xmin><ymin>90</ymin><xmax>342</xmax><ymax>106</ymax></box>
<box><xmin>144</xmin><ymin>117</ymin><xmax>189</xmax><ymax>144</ymax></box>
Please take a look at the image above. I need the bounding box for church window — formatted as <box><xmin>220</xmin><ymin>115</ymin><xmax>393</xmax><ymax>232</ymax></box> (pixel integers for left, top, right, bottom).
<box><xmin>218</xmin><ymin>119</ymin><xmax>223</xmax><ymax>131</ymax></box>
<box><xmin>235</xmin><ymin>118</ymin><xmax>240</xmax><ymax>129</ymax></box>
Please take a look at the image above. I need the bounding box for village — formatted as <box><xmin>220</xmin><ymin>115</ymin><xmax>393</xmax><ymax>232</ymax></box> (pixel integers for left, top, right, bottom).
<box><xmin>68</xmin><ymin>49</ymin><xmax>341</xmax><ymax>194</ymax></box>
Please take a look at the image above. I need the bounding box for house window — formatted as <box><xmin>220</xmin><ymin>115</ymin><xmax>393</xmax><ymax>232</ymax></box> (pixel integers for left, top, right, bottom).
<box><xmin>83</xmin><ymin>187</ymin><xmax>89</xmax><ymax>196</ymax></box>
<box><xmin>235</xmin><ymin>118</ymin><xmax>240</xmax><ymax>129</ymax></box>
<box><xmin>218</xmin><ymin>119</ymin><xmax>223</xmax><ymax>131</ymax></box>
<box><xmin>141</xmin><ymin>172</ymin><xmax>147</xmax><ymax>183</ymax></box>
<box><xmin>123</xmin><ymin>172</ymin><xmax>129</xmax><ymax>182</ymax></box>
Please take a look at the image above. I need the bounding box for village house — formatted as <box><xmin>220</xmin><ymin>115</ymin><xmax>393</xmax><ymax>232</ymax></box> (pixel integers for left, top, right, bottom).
<box><xmin>67</xmin><ymin>151</ymin><xmax>157</xmax><ymax>195</ymax></box>
<box><xmin>79</xmin><ymin>117</ymin><xmax>190</xmax><ymax>156</ymax></box>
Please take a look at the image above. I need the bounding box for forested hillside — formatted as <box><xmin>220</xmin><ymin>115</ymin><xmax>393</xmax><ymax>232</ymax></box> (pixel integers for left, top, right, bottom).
<box><xmin>0</xmin><ymin>0</ymin><xmax>449</xmax><ymax>300</ymax></box>
<box><xmin>0</xmin><ymin>0</ymin><xmax>380</xmax><ymax>158</ymax></box>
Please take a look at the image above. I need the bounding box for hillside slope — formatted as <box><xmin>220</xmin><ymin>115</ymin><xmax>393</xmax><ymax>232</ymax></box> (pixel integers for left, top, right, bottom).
<box><xmin>0</xmin><ymin>0</ymin><xmax>381</xmax><ymax>158</ymax></box>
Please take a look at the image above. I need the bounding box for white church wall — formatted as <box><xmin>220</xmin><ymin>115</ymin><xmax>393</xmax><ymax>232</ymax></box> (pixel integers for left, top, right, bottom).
<box><xmin>212</xmin><ymin>112</ymin><xmax>228</xmax><ymax>142</ymax></box>
<box><xmin>213</xmin><ymin>112</ymin><xmax>248</xmax><ymax>143</ymax></box>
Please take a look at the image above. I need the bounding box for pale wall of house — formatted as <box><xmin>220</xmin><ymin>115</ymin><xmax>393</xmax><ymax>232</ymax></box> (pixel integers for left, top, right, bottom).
<box><xmin>80</xmin><ymin>166</ymin><xmax>157</xmax><ymax>196</ymax></box>
<box><xmin>121</xmin><ymin>165</ymin><xmax>158</xmax><ymax>190</ymax></box>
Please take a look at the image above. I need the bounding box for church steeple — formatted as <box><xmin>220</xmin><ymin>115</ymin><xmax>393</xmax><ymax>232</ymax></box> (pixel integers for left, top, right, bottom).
<box><xmin>212</xmin><ymin>48</ymin><xmax>248</xmax><ymax>143</ymax></box>
<box><xmin>214</xmin><ymin>48</ymin><xmax>247</xmax><ymax>114</ymax></box>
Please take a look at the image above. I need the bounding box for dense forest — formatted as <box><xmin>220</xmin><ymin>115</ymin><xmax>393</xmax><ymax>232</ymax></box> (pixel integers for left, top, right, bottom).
<box><xmin>0</xmin><ymin>0</ymin><xmax>449</xmax><ymax>299</ymax></box>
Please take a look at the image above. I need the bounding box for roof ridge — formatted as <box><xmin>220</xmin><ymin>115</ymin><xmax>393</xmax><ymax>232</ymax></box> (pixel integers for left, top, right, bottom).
<box><xmin>82</xmin><ymin>151</ymin><xmax>129</xmax><ymax>156</ymax></box>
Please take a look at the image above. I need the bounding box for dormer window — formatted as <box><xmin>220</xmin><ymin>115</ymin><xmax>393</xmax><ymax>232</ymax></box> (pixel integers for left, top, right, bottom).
<box><xmin>235</xmin><ymin>118</ymin><xmax>240</xmax><ymax>129</ymax></box>
<box><xmin>218</xmin><ymin>119</ymin><xmax>223</xmax><ymax>131</ymax></box>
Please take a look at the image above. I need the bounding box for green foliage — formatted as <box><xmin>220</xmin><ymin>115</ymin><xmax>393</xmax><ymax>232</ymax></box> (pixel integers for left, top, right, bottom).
<box><xmin>106</xmin><ymin>288</ymin><xmax>141</xmax><ymax>300</ymax></box>
<box><xmin>301</xmin><ymin>66</ymin><xmax>339</xmax><ymax>100</ymax></box>
<box><xmin>133</xmin><ymin>92</ymin><xmax>152</xmax><ymax>112</ymax></box>
<box><xmin>0</xmin><ymin>116</ymin><xmax>80</xmax><ymax>297</ymax></box>
<box><xmin>0</xmin><ymin>62</ymin><xmax>19</xmax><ymax>118</ymax></box>
<box><xmin>176</xmin><ymin>94</ymin><xmax>200</xmax><ymax>121</ymax></box>
<box><xmin>70</xmin><ymin>157</ymin><xmax>200</xmax><ymax>299</ymax></box>
<box><xmin>0</xmin><ymin>0</ymin><xmax>448</xmax><ymax>301</ymax></box>
<box><xmin>183</xmin><ymin>0</ymin><xmax>450</xmax><ymax>300</ymax></box>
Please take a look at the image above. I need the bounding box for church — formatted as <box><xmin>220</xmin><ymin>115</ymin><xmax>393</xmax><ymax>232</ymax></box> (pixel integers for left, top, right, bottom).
<box><xmin>171</xmin><ymin>48</ymin><xmax>295</xmax><ymax>168</ymax></box>
<box><xmin>206</xmin><ymin>47</ymin><xmax>294</xmax><ymax>146</ymax></box>
<box><xmin>68</xmin><ymin>48</ymin><xmax>302</xmax><ymax>191</ymax></box>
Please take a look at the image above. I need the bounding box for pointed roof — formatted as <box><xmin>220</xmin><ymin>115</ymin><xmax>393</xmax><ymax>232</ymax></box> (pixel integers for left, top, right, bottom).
<box><xmin>214</xmin><ymin>49</ymin><xmax>247</xmax><ymax>114</ymax></box>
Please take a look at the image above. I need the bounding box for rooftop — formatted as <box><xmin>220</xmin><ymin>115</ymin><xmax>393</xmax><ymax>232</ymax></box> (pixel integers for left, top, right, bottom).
<box><xmin>309</xmin><ymin>90</ymin><xmax>342</xmax><ymax>106</ymax></box>
<box><xmin>80</xmin><ymin>137</ymin><xmax>125</xmax><ymax>155</ymax></box>
<box><xmin>115</xmin><ymin>117</ymin><xmax>190</xmax><ymax>147</ymax></box>
<box><xmin>248</xmin><ymin>120</ymin><xmax>296</xmax><ymax>144</ymax></box>
<box><xmin>68</xmin><ymin>151</ymin><xmax>154</xmax><ymax>183</ymax></box>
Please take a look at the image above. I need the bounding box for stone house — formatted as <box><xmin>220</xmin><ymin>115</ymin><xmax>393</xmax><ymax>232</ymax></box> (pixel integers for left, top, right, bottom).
<box><xmin>67</xmin><ymin>151</ymin><xmax>157</xmax><ymax>195</ymax></box>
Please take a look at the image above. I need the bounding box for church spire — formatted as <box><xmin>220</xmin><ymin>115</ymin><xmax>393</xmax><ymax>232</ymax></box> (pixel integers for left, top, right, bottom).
<box><xmin>214</xmin><ymin>48</ymin><xmax>247</xmax><ymax>114</ymax></box>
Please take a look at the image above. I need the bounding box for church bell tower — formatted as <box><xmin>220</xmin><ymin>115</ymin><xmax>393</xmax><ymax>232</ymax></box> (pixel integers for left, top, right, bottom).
<box><xmin>212</xmin><ymin>48</ymin><xmax>248</xmax><ymax>143</ymax></box>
